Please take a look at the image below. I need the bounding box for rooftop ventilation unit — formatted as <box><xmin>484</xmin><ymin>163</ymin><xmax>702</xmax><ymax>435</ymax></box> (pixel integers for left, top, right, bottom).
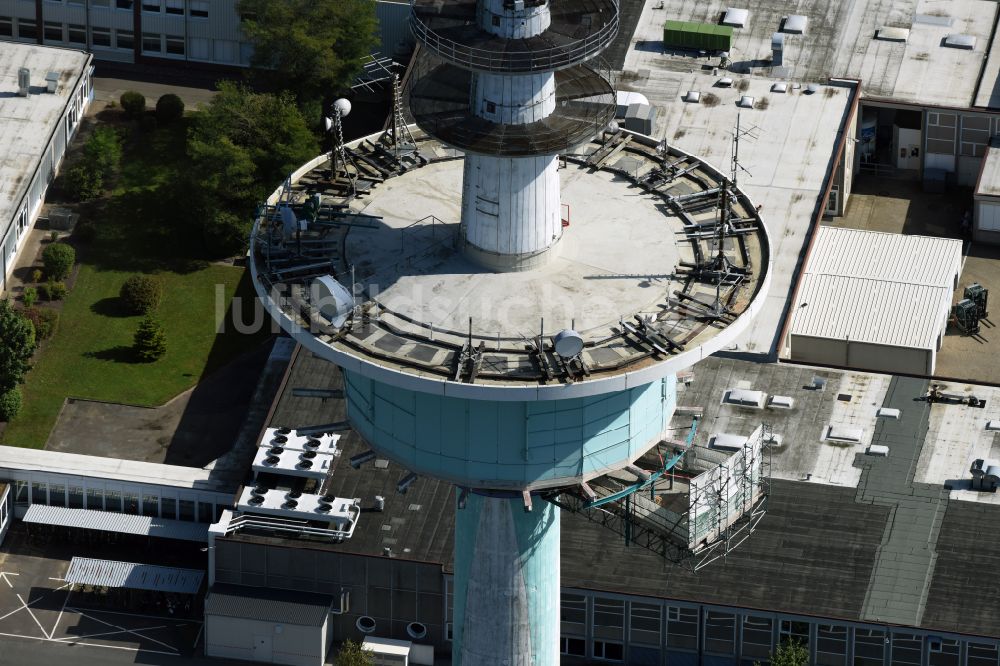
<box><xmin>251</xmin><ymin>445</ymin><xmax>334</xmax><ymax>480</ymax></box>
<box><xmin>717</xmin><ymin>76</ymin><xmax>734</xmax><ymax>87</ymax></box>
<box><xmin>970</xmin><ymin>459</ymin><xmax>1000</xmax><ymax>491</ymax></box>
<box><xmin>876</xmin><ymin>27</ymin><xmax>910</xmax><ymax>42</ymax></box>
<box><xmin>683</xmin><ymin>90</ymin><xmax>701</xmax><ymax>103</ymax></box>
<box><xmin>943</xmin><ymin>34</ymin><xmax>976</xmax><ymax>50</ymax></box>
<box><xmin>866</xmin><ymin>444</ymin><xmax>890</xmax><ymax>457</ymax></box>
<box><xmin>768</xmin><ymin>395</ymin><xmax>794</xmax><ymax>409</ymax></box>
<box><xmin>738</xmin><ymin>95</ymin><xmax>755</xmax><ymax>108</ymax></box>
<box><xmin>805</xmin><ymin>83</ymin><xmax>819</xmax><ymax>94</ymax></box>
<box><xmin>17</xmin><ymin>68</ymin><xmax>30</xmax><ymax>97</ymax></box>
<box><xmin>877</xmin><ymin>407</ymin><xmax>901</xmax><ymax>419</ymax></box>
<box><xmin>722</xmin><ymin>388</ymin><xmax>766</xmax><ymax>408</ymax></box>
<box><xmin>771</xmin><ymin>32</ymin><xmax>784</xmax><ymax>66</ymax></box>
<box><xmin>782</xmin><ymin>14</ymin><xmax>807</xmax><ymax>34</ymax></box>
<box><xmin>44</xmin><ymin>71</ymin><xmax>59</xmax><ymax>94</ymax></box>
<box><xmin>722</xmin><ymin>8</ymin><xmax>749</xmax><ymax>28</ymax></box>
<box><xmin>771</xmin><ymin>82</ymin><xmax>788</xmax><ymax>93</ymax></box>
<box><xmin>708</xmin><ymin>433</ymin><xmax>748</xmax><ymax>451</ymax></box>
<box><xmin>261</xmin><ymin>427</ymin><xmax>339</xmax><ymax>454</ymax></box>
<box><xmin>236</xmin><ymin>486</ymin><xmax>361</xmax><ymax>533</ymax></box>
<box><xmin>822</xmin><ymin>425</ymin><xmax>865</xmax><ymax>444</ymax></box>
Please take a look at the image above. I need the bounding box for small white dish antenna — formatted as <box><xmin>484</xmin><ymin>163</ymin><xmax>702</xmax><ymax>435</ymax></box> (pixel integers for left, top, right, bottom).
<box><xmin>323</xmin><ymin>116</ymin><xmax>333</xmax><ymax>132</ymax></box>
<box><xmin>334</xmin><ymin>98</ymin><xmax>352</xmax><ymax>118</ymax></box>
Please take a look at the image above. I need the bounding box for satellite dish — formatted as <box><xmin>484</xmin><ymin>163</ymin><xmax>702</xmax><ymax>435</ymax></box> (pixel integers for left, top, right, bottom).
<box><xmin>334</xmin><ymin>98</ymin><xmax>352</xmax><ymax>118</ymax></box>
<box><xmin>606</xmin><ymin>121</ymin><xmax>620</xmax><ymax>134</ymax></box>
<box><xmin>323</xmin><ymin>116</ymin><xmax>333</xmax><ymax>132</ymax></box>
<box><xmin>552</xmin><ymin>329</ymin><xmax>584</xmax><ymax>358</ymax></box>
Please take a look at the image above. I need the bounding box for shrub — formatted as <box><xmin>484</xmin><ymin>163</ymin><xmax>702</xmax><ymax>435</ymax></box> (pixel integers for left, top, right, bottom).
<box><xmin>39</xmin><ymin>280</ymin><xmax>68</xmax><ymax>302</ymax></box>
<box><xmin>0</xmin><ymin>388</ymin><xmax>22</xmax><ymax>421</ymax></box>
<box><xmin>22</xmin><ymin>287</ymin><xmax>37</xmax><ymax>309</ymax></box>
<box><xmin>134</xmin><ymin>316</ymin><xmax>167</xmax><ymax>362</ymax></box>
<box><xmin>334</xmin><ymin>640</ymin><xmax>374</xmax><ymax>666</ymax></box>
<box><xmin>155</xmin><ymin>93</ymin><xmax>185</xmax><ymax>124</ymax></box>
<box><xmin>65</xmin><ymin>164</ymin><xmax>103</xmax><ymax>201</ymax></box>
<box><xmin>120</xmin><ymin>275</ymin><xmax>163</xmax><ymax>315</ymax></box>
<box><xmin>74</xmin><ymin>219</ymin><xmax>97</xmax><ymax>244</ymax></box>
<box><xmin>120</xmin><ymin>90</ymin><xmax>146</xmax><ymax>119</ymax></box>
<box><xmin>42</xmin><ymin>242</ymin><xmax>75</xmax><ymax>281</ymax></box>
<box><xmin>31</xmin><ymin>268</ymin><xmax>43</xmax><ymax>283</ymax></box>
<box><xmin>84</xmin><ymin>126</ymin><xmax>122</xmax><ymax>180</ymax></box>
<box><xmin>49</xmin><ymin>231</ymin><xmax>59</xmax><ymax>243</ymax></box>
<box><xmin>139</xmin><ymin>114</ymin><xmax>158</xmax><ymax>134</ymax></box>
<box><xmin>22</xmin><ymin>307</ymin><xmax>59</xmax><ymax>340</ymax></box>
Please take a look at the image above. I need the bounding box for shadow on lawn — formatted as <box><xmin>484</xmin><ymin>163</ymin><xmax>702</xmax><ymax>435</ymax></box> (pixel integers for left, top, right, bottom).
<box><xmin>83</xmin><ymin>345</ymin><xmax>140</xmax><ymax>363</ymax></box>
<box><xmin>90</xmin><ymin>296</ymin><xmax>132</xmax><ymax>318</ymax></box>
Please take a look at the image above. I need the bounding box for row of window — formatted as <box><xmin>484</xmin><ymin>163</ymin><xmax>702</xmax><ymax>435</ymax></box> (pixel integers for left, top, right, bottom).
<box><xmin>11</xmin><ymin>479</ymin><xmax>225</xmax><ymax>524</ymax></box>
<box><xmin>40</xmin><ymin>0</ymin><xmax>209</xmax><ymax>18</ymax></box>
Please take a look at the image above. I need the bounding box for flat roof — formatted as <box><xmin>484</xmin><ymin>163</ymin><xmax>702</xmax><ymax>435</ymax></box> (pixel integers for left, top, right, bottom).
<box><xmin>23</xmin><ymin>505</ymin><xmax>209</xmax><ymax>542</ymax></box>
<box><xmin>0</xmin><ymin>445</ymin><xmax>234</xmax><ymax>495</ymax></box>
<box><xmin>0</xmin><ymin>42</ymin><xmax>89</xmax><ymax>238</ymax></box>
<box><xmin>226</xmin><ymin>352</ymin><xmax>1000</xmax><ymax>637</ymax></box>
<box><xmin>65</xmin><ymin>557</ymin><xmax>204</xmax><ymax>594</ymax></box>
<box><xmin>975</xmin><ymin>143</ymin><xmax>1000</xmax><ymax>197</ymax></box>
<box><xmin>788</xmin><ymin>227</ymin><xmax>961</xmax><ymax>351</ymax></box>
<box><xmin>627</xmin><ymin>0</ymin><xmax>996</xmax><ymax>108</ymax></box>
<box><xmin>206</xmin><ymin>583</ymin><xmax>333</xmax><ymax>626</ymax></box>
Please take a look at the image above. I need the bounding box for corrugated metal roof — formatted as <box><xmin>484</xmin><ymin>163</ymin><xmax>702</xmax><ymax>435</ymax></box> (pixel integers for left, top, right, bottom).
<box><xmin>65</xmin><ymin>557</ymin><xmax>204</xmax><ymax>594</ymax></box>
<box><xmin>807</xmin><ymin>227</ymin><xmax>962</xmax><ymax>288</ymax></box>
<box><xmin>205</xmin><ymin>584</ymin><xmax>333</xmax><ymax>626</ymax></box>
<box><xmin>790</xmin><ymin>274</ymin><xmax>947</xmax><ymax>349</ymax></box>
<box><xmin>22</xmin><ymin>505</ymin><xmax>208</xmax><ymax>542</ymax></box>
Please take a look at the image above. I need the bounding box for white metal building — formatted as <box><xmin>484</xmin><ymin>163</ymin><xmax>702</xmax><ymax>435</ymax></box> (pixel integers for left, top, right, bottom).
<box><xmin>0</xmin><ymin>41</ymin><xmax>92</xmax><ymax>293</ymax></box>
<box><xmin>974</xmin><ymin>141</ymin><xmax>1000</xmax><ymax>245</ymax></box>
<box><xmin>786</xmin><ymin>227</ymin><xmax>963</xmax><ymax>375</ymax></box>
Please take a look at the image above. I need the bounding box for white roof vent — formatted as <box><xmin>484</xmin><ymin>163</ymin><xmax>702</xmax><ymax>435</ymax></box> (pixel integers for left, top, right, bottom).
<box><xmin>722</xmin><ymin>8</ymin><xmax>749</xmax><ymax>28</ymax></box>
<box><xmin>943</xmin><ymin>34</ymin><xmax>976</xmax><ymax>50</ymax></box>
<box><xmin>866</xmin><ymin>444</ymin><xmax>890</xmax><ymax>457</ymax></box>
<box><xmin>771</xmin><ymin>82</ymin><xmax>788</xmax><ymax>93</ymax></box>
<box><xmin>768</xmin><ymin>395</ymin><xmax>794</xmax><ymax>409</ymax></box>
<box><xmin>877</xmin><ymin>407</ymin><xmax>901</xmax><ymax>419</ymax></box>
<box><xmin>44</xmin><ymin>71</ymin><xmax>59</xmax><ymax>94</ymax></box>
<box><xmin>805</xmin><ymin>83</ymin><xmax>820</xmax><ymax>94</ymax></box>
<box><xmin>738</xmin><ymin>95</ymin><xmax>755</xmax><ymax>108</ymax></box>
<box><xmin>708</xmin><ymin>433</ymin><xmax>749</xmax><ymax>451</ymax></box>
<box><xmin>986</xmin><ymin>420</ymin><xmax>1000</xmax><ymax>431</ymax></box>
<box><xmin>717</xmin><ymin>76</ymin><xmax>734</xmax><ymax>87</ymax></box>
<box><xmin>876</xmin><ymin>27</ymin><xmax>910</xmax><ymax>42</ymax></box>
<box><xmin>823</xmin><ymin>425</ymin><xmax>865</xmax><ymax>444</ymax></box>
<box><xmin>683</xmin><ymin>90</ymin><xmax>701</xmax><ymax>103</ymax></box>
<box><xmin>722</xmin><ymin>388</ymin><xmax>766</xmax><ymax>408</ymax></box>
<box><xmin>17</xmin><ymin>67</ymin><xmax>30</xmax><ymax>97</ymax></box>
<box><xmin>783</xmin><ymin>14</ymin><xmax>807</xmax><ymax>34</ymax></box>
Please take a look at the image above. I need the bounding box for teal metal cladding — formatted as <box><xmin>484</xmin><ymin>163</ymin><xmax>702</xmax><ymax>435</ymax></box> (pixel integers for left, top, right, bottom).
<box><xmin>343</xmin><ymin>372</ymin><xmax>677</xmax><ymax>488</ymax></box>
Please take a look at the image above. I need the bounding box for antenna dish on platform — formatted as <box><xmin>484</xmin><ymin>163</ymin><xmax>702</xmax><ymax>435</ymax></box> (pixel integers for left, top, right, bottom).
<box><xmin>334</xmin><ymin>98</ymin><xmax>352</xmax><ymax>118</ymax></box>
<box><xmin>553</xmin><ymin>329</ymin><xmax>584</xmax><ymax>358</ymax></box>
<box><xmin>323</xmin><ymin>116</ymin><xmax>333</xmax><ymax>132</ymax></box>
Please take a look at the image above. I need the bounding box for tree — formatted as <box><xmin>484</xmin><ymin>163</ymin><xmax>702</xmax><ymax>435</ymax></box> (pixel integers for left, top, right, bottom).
<box><xmin>155</xmin><ymin>93</ymin><xmax>185</xmax><ymax>124</ymax></box>
<box><xmin>120</xmin><ymin>90</ymin><xmax>146</xmax><ymax>119</ymax></box>
<box><xmin>334</xmin><ymin>640</ymin><xmax>373</xmax><ymax>666</ymax></box>
<box><xmin>0</xmin><ymin>387</ymin><xmax>22</xmax><ymax>421</ymax></box>
<box><xmin>120</xmin><ymin>275</ymin><xmax>163</xmax><ymax>315</ymax></box>
<box><xmin>133</xmin><ymin>316</ymin><xmax>167</xmax><ymax>362</ymax></box>
<box><xmin>42</xmin><ymin>242</ymin><xmax>75</xmax><ymax>281</ymax></box>
<box><xmin>0</xmin><ymin>300</ymin><xmax>36</xmax><ymax>394</ymax></box>
<box><xmin>183</xmin><ymin>82</ymin><xmax>318</xmax><ymax>257</ymax></box>
<box><xmin>65</xmin><ymin>164</ymin><xmax>103</xmax><ymax>200</ymax></box>
<box><xmin>84</xmin><ymin>126</ymin><xmax>122</xmax><ymax>180</ymax></box>
<box><xmin>238</xmin><ymin>0</ymin><xmax>378</xmax><ymax>103</ymax></box>
<box><xmin>770</xmin><ymin>639</ymin><xmax>809</xmax><ymax>666</ymax></box>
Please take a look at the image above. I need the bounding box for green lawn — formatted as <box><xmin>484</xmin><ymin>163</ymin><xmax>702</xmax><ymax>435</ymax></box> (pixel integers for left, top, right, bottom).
<box><xmin>1</xmin><ymin>117</ymin><xmax>270</xmax><ymax>448</ymax></box>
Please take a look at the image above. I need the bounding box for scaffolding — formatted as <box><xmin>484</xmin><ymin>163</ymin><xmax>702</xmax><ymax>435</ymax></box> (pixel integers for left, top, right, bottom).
<box><xmin>547</xmin><ymin>422</ymin><xmax>772</xmax><ymax>570</ymax></box>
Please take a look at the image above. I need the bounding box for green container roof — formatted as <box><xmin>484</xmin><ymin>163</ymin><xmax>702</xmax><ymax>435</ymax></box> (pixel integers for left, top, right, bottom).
<box><xmin>664</xmin><ymin>20</ymin><xmax>734</xmax><ymax>37</ymax></box>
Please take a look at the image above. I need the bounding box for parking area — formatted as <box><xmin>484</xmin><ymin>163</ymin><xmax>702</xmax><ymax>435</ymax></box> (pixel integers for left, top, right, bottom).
<box><xmin>0</xmin><ymin>523</ymin><xmax>238</xmax><ymax>666</ymax></box>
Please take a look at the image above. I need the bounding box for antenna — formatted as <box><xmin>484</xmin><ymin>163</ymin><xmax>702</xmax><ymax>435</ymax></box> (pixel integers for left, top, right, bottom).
<box><xmin>327</xmin><ymin>98</ymin><xmax>358</xmax><ymax>196</ymax></box>
<box><xmin>380</xmin><ymin>74</ymin><xmax>417</xmax><ymax>158</ymax></box>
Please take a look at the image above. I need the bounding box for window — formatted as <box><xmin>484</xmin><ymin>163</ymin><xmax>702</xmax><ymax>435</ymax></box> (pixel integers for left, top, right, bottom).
<box><xmin>160</xmin><ymin>497</ymin><xmax>177</xmax><ymax>520</ymax></box>
<box><xmin>116</xmin><ymin>29</ymin><xmax>133</xmax><ymax>50</ymax></box>
<box><xmin>198</xmin><ymin>501</ymin><xmax>213</xmax><ymax>523</ymax></box>
<box><xmin>14</xmin><ymin>481</ymin><xmax>28</xmax><ymax>507</ymax></box>
<box><xmin>123</xmin><ymin>493</ymin><xmax>139</xmax><ymax>514</ymax></box>
<box><xmin>593</xmin><ymin>598</ymin><xmax>624</xmax><ymax>641</ymax></box>
<box><xmin>560</xmin><ymin>637</ymin><xmax>585</xmax><ymax>656</ymax></box>
<box><xmin>44</xmin><ymin>21</ymin><xmax>63</xmax><ymax>41</ymax></box>
<box><xmin>68</xmin><ymin>24</ymin><xmax>86</xmax><ymax>43</ymax></box>
<box><xmin>49</xmin><ymin>484</ymin><xmax>66</xmax><ymax>508</ymax></box>
<box><xmin>704</xmin><ymin>611</ymin><xmax>736</xmax><ymax>655</ymax></box>
<box><xmin>91</xmin><ymin>27</ymin><xmax>111</xmax><ymax>47</ymax></box>
<box><xmin>928</xmin><ymin>638</ymin><xmax>960</xmax><ymax>666</ymax></box>
<box><xmin>105</xmin><ymin>489</ymin><xmax>122</xmax><ymax>512</ymax></box>
<box><xmin>891</xmin><ymin>633</ymin><xmax>922</xmax><ymax>666</ymax></box>
<box><xmin>667</xmin><ymin>606</ymin><xmax>698</xmax><ymax>650</ymax></box>
<box><xmin>816</xmin><ymin>624</ymin><xmax>848</xmax><ymax>666</ymax></box>
<box><xmin>165</xmin><ymin>34</ymin><xmax>184</xmax><ymax>55</ymax></box>
<box><xmin>190</xmin><ymin>0</ymin><xmax>208</xmax><ymax>18</ymax></box>
<box><xmin>31</xmin><ymin>483</ymin><xmax>46</xmax><ymax>505</ymax></box>
<box><xmin>562</xmin><ymin>593</ymin><xmax>587</xmax><ymax>634</ymax></box>
<box><xmin>165</xmin><ymin>0</ymin><xmax>182</xmax><ymax>14</ymax></box>
<box><xmin>116</xmin><ymin>0</ymin><xmax>133</xmax><ymax>9</ymax></box>
<box><xmin>593</xmin><ymin>640</ymin><xmax>624</xmax><ymax>661</ymax></box>
<box><xmin>968</xmin><ymin>642</ymin><xmax>1000</xmax><ymax>666</ymax></box>
<box><xmin>742</xmin><ymin>616</ymin><xmax>774</xmax><ymax>661</ymax></box>
<box><xmin>85</xmin><ymin>488</ymin><xmax>104</xmax><ymax>511</ymax></box>
<box><xmin>854</xmin><ymin>628</ymin><xmax>886</xmax><ymax>666</ymax></box>
<box><xmin>780</xmin><ymin>619</ymin><xmax>810</xmax><ymax>650</ymax></box>
<box><xmin>142</xmin><ymin>494</ymin><xmax>158</xmax><ymax>516</ymax></box>
<box><xmin>91</xmin><ymin>0</ymin><xmax>110</xmax><ymax>6</ymax></box>
<box><xmin>17</xmin><ymin>18</ymin><xmax>37</xmax><ymax>40</ymax></box>
<box><xmin>188</xmin><ymin>36</ymin><xmax>209</xmax><ymax>60</ymax></box>
<box><xmin>67</xmin><ymin>486</ymin><xmax>84</xmax><ymax>509</ymax></box>
<box><xmin>142</xmin><ymin>0</ymin><xmax>160</xmax><ymax>11</ymax></box>
<box><xmin>142</xmin><ymin>32</ymin><xmax>160</xmax><ymax>52</ymax></box>
<box><xmin>0</xmin><ymin>17</ymin><xmax>11</xmax><ymax>38</ymax></box>
<box><xmin>630</xmin><ymin>602</ymin><xmax>661</xmax><ymax>646</ymax></box>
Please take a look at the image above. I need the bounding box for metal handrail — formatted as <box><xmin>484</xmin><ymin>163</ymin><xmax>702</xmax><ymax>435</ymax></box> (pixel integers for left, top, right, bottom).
<box><xmin>409</xmin><ymin>0</ymin><xmax>620</xmax><ymax>73</ymax></box>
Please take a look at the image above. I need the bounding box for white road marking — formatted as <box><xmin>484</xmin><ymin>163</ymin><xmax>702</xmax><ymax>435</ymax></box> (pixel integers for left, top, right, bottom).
<box><xmin>71</xmin><ymin>609</ymin><xmax>179</xmax><ymax>653</ymax></box>
<box><xmin>192</xmin><ymin>622</ymin><xmax>203</xmax><ymax>649</ymax></box>
<box><xmin>52</xmin><ymin>624</ymin><xmax>171</xmax><ymax>642</ymax></box>
<box><xmin>16</xmin><ymin>593</ymin><xmax>49</xmax><ymax>639</ymax></box>
<box><xmin>49</xmin><ymin>585</ymin><xmax>71</xmax><ymax>639</ymax></box>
